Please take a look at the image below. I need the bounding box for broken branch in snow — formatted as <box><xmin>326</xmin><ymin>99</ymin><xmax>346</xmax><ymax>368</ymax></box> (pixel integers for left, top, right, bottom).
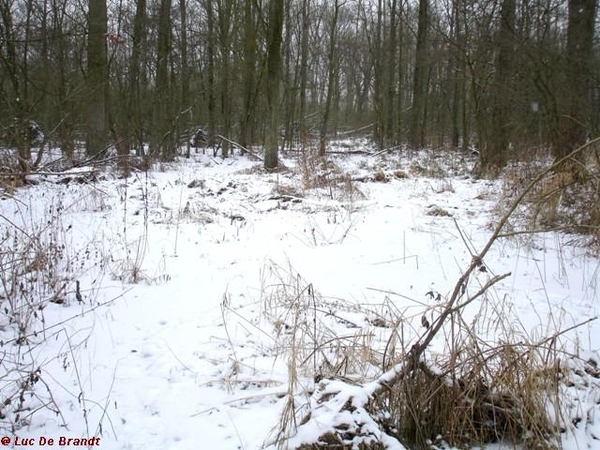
<box><xmin>215</xmin><ymin>134</ymin><xmax>263</xmax><ymax>161</ymax></box>
<box><xmin>336</xmin><ymin>122</ymin><xmax>375</xmax><ymax>136</ymax></box>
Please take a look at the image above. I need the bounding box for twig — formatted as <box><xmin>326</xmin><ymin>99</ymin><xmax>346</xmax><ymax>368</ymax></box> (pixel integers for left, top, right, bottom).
<box><xmin>163</xmin><ymin>340</ymin><xmax>196</xmax><ymax>374</ymax></box>
<box><xmin>65</xmin><ymin>329</ymin><xmax>90</xmax><ymax>437</ymax></box>
<box><xmin>94</xmin><ymin>364</ymin><xmax>119</xmax><ymax>440</ymax></box>
<box><xmin>216</xmin><ymin>134</ymin><xmax>263</xmax><ymax>161</ymax></box>
<box><xmin>451</xmin><ymin>272</ymin><xmax>511</xmax><ymax>312</ymax></box>
<box><xmin>371</xmin><ymin>145</ymin><xmax>405</xmax><ymax>157</ymax></box>
<box><xmin>336</xmin><ymin>122</ymin><xmax>375</xmax><ymax>136</ymax></box>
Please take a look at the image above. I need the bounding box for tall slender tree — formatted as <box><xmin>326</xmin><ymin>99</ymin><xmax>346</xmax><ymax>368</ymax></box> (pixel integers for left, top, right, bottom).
<box><xmin>86</xmin><ymin>0</ymin><xmax>108</xmax><ymax>157</ymax></box>
<box><xmin>319</xmin><ymin>0</ymin><xmax>342</xmax><ymax>156</ymax></box>
<box><xmin>264</xmin><ymin>0</ymin><xmax>285</xmax><ymax>169</ymax></box>
<box><xmin>558</xmin><ymin>0</ymin><xmax>596</xmax><ymax>162</ymax></box>
<box><xmin>240</xmin><ymin>0</ymin><xmax>258</xmax><ymax>149</ymax></box>
<box><xmin>480</xmin><ymin>0</ymin><xmax>515</xmax><ymax>174</ymax></box>
<box><xmin>409</xmin><ymin>0</ymin><xmax>429</xmax><ymax>149</ymax></box>
<box><xmin>179</xmin><ymin>0</ymin><xmax>191</xmax><ymax>157</ymax></box>
<box><xmin>128</xmin><ymin>0</ymin><xmax>147</xmax><ymax>156</ymax></box>
<box><xmin>152</xmin><ymin>0</ymin><xmax>174</xmax><ymax>159</ymax></box>
<box><xmin>298</xmin><ymin>0</ymin><xmax>311</xmax><ymax>147</ymax></box>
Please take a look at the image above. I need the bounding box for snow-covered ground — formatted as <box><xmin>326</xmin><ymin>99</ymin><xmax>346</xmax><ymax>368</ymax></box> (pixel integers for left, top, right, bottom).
<box><xmin>0</xmin><ymin>148</ymin><xmax>598</xmax><ymax>449</ymax></box>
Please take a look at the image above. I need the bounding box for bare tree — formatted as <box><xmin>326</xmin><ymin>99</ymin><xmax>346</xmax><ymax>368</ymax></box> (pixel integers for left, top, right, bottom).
<box><xmin>151</xmin><ymin>0</ymin><xmax>175</xmax><ymax>159</ymax></box>
<box><xmin>128</xmin><ymin>0</ymin><xmax>147</xmax><ymax>156</ymax></box>
<box><xmin>318</xmin><ymin>0</ymin><xmax>343</xmax><ymax>157</ymax></box>
<box><xmin>557</xmin><ymin>0</ymin><xmax>596</xmax><ymax>164</ymax></box>
<box><xmin>479</xmin><ymin>0</ymin><xmax>515</xmax><ymax>175</ymax></box>
<box><xmin>86</xmin><ymin>0</ymin><xmax>108</xmax><ymax>157</ymax></box>
<box><xmin>264</xmin><ymin>0</ymin><xmax>284</xmax><ymax>169</ymax></box>
<box><xmin>179</xmin><ymin>0</ymin><xmax>190</xmax><ymax>158</ymax></box>
<box><xmin>298</xmin><ymin>0</ymin><xmax>311</xmax><ymax>146</ymax></box>
<box><xmin>240</xmin><ymin>0</ymin><xmax>258</xmax><ymax>149</ymax></box>
<box><xmin>409</xmin><ymin>0</ymin><xmax>429</xmax><ymax>149</ymax></box>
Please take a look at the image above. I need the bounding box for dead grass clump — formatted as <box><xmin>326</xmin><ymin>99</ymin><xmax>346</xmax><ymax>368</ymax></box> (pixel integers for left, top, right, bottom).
<box><xmin>296</xmin><ymin>432</ymin><xmax>385</xmax><ymax>450</ymax></box>
<box><xmin>296</xmin><ymin>148</ymin><xmax>364</xmax><ymax>201</ymax></box>
<box><xmin>531</xmin><ymin>170</ymin><xmax>600</xmax><ymax>233</ymax></box>
<box><xmin>433</xmin><ymin>179</ymin><xmax>455</xmax><ymax>193</ymax></box>
<box><xmin>373</xmin><ymin>171</ymin><xmax>388</xmax><ymax>182</ymax></box>
<box><xmin>426</xmin><ymin>205</ymin><xmax>452</xmax><ymax>217</ymax></box>
<box><xmin>498</xmin><ymin>150</ymin><xmax>600</xmax><ymax>246</ymax></box>
<box><xmin>383</xmin><ymin>342</ymin><xmax>559</xmax><ymax>449</ymax></box>
<box><xmin>0</xmin><ymin>198</ymin><xmax>105</xmax><ymax>434</ymax></box>
<box><xmin>273</xmin><ymin>182</ymin><xmax>304</xmax><ymax>199</ymax></box>
<box><xmin>408</xmin><ymin>157</ymin><xmax>448</xmax><ymax>179</ymax></box>
<box><xmin>260</xmin><ymin>262</ymin><xmax>380</xmax><ymax>382</ymax></box>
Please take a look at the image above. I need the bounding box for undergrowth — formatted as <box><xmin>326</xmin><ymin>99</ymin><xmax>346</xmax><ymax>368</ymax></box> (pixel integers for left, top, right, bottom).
<box><xmin>0</xmin><ymin>178</ymin><xmax>147</xmax><ymax>435</ymax></box>
<box><xmin>499</xmin><ymin>147</ymin><xmax>600</xmax><ymax>250</ymax></box>
<box><xmin>261</xmin><ymin>141</ymin><xmax>600</xmax><ymax>450</ymax></box>
<box><xmin>259</xmin><ymin>258</ymin><xmax>582</xmax><ymax>450</ymax></box>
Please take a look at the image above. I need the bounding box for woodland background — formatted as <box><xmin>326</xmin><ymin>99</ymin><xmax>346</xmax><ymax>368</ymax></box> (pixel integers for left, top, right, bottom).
<box><xmin>0</xmin><ymin>0</ymin><xmax>597</xmax><ymax>172</ymax></box>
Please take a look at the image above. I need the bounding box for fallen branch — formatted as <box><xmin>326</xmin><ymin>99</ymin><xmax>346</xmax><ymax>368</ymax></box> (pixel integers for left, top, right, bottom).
<box><xmin>283</xmin><ymin>148</ymin><xmax>374</xmax><ymax>155</ymax></box>
<box><xmin>370</xmin><ymin>145</ymin><xmax>405</xmax><ymax>157</ymax></box>
<box><xmin>216</xmin><ymin>134</ymin><xmax>263</xmax><ymax>161</ymax></box>
<box><xmin>336</xmin><ymin>122</ymin><xmax>375</xmax><ymax>136</ymax></box>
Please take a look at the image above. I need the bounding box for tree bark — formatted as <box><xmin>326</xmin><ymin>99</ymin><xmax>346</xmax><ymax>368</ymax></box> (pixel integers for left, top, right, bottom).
<box><xmin>86</xmin><ymin>0</ymin><xmax>108</xmax><ymax>157</ymax></box>
<box><xmin>152</xmin><ymin>0</ymin><xmax>174</xmax><ymax>159</ymax></box>
<box><xmin>128</xmin><ymin>0</ymin><xmax>147</xmax><ymax>156</ymax></box>
<box><xmin>180</xmin><ymin>0</ymin><xmax>190</xmax><ymax>158</ymax></box>
<box><xmin>554</xmin><ymin>0</ymin><xmax>596</xmax><ymax>164</ymax></box>
<box><xmin>480</xmin><ymin>0</ymin><xmax>515</xmax><ymax>175</ymax></box>
<box><xmin>240</xmin><ymin>0</ymin><xmax>258</xmax><ymax>149</ymax></box>
<box><xmin>409</xmin><ymin>0</ymin><xmax>429</xmax><ymax>149</ymax></box>
<box><xmin>206</xmin><ymin>0</ymin><xmax>217</xmax><ymax>150</ymax></box>
<box><xmin>298</xmin><ymin>0</ymin><xmax>310</xmax><ymax>147</ymax></box>
<box><xmin>318</xmin><ymin>1</ymin><xmax>341</xmax><ymax>157</ymax></box>
<box><xmin>264</xmin><ymin>0</ymin><xmax>284</xmax><ymax>169</ymax></box>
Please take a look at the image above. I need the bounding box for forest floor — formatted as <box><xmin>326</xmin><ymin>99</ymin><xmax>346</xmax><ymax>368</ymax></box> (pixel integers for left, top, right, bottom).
<box><xmin>0</xmin><ymin>143</ymin><xmax>599</xmax><ymax>450</ymax></box>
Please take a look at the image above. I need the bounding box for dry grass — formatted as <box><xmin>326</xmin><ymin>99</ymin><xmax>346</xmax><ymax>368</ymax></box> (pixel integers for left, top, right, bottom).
<box><xmin>0</xmin><ymin>196</ymin><xmax>102</xmax><ymax>434</ymax></box>
<box><xmin>259</xmin><ymin>257</ymin><xmax>568</xmax><ymax>450</ymax></box>
<box><xmin>260</xmin><ymin>262</ymin><xmax>381</xmax><ymax>383</ymax></box>
<box><xmin>266</xmin><ymin>142</ymin><xmax>600</xmax><ymax>450</ymax></box>
<box><xmin>499</xmin><ymin>150</ymin><xmax>600</xmax><ymax>247</ymax></box>
<box><xmin>381</xmin><ymin>327</ymin><xmax>561</xmax><ymax>449</ymax></box>
<box><xmin>296</xmin><ymin>145</ymin><xmax>365</xmax><ymax>201</ymax></box>
<box><xmin>265</xmin><ymin>274</ymin><xmax>569</xmax><ymax>450</ymax></box>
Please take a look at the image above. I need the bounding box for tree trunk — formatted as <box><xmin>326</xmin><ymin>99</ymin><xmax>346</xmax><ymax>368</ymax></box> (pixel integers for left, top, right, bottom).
<box><xmin>86</xmin><ymin>0</ymin><xmax>108</xmax><ymax>157</ymax></box>
<box><xmin>152</xmin><ymin>0</ymin><xmax>174</xmax><ymax>159</ymax></box>
<box><xmin>409</xmin><ymin>0</ymin><xmax>429</xmax><ymax>149</ymax></box>
<box><xmin>264</xmin><ymin>0</ymin><xmax>284</xmax><ymax>169</ymax></box>
<box><xmin>385</xmin><ymin>0</ymin><xmax>398</xmax><ymax>145</ymax></box>
<box><xmin>318</xmin><ymin>1</ymin><xmax>341</xmax><ymax>157</ymax></box>
<box><xmin>217</xmin><ymin>0</ymin><xmax>233</xmax><ymax>158</ymax></box>
<box><xmin>480</xmin><ymin>0</ymin><xmax>515</xmax><ymax>175</ymax></box>
<box><xmin>128</xmin><ymin>0</ymin><xmax>147</xmax><ymax>156</ymax></box>
<box><xmin>298</xmin><ymin>0</ymin><xmax>310</xmax><ymax>147</ymax></box>
<box><xmin>206</xmin><ymin>0</ymin><xmax>217</xmax><ymax>150</ymax></box>
<box><xmin>372</xmin><ymin>0</ymin><xmax>384</xmax><ymax>148</ymax></box>
<box><xmin>554</xmin><ymin>0</ymin><xmax>596</xmax><ymax>163</ymax></box>
<box><xmin>179</xmin><ymin>0</ymin><xmax>190</xmax><ymax>158</ymax></box>
<box><xmin>240</xmin><ymin>0</ymin><xmax>257</xmax><ymax>150</ymax></box>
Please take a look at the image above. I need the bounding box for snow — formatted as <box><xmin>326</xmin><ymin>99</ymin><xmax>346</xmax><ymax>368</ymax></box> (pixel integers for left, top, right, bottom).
<box><xmin>0</xmin><ymin>148</ymin><xmax>598</xmax><ymax>449</ymax></box>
